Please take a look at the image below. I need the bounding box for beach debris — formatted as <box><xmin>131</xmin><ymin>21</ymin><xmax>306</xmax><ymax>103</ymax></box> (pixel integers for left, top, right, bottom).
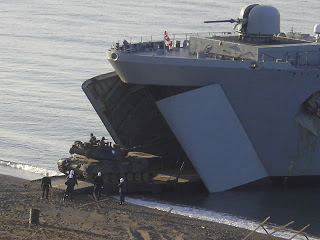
<box><xmin>29</xmin><ymin>208</ymin><xmax>40</xmax><ymax>225</ymax></box>
<box><xmin>241</xmin><ymin>216</ymin><xmax>311</xmax><ymax>240</ymax></box>
<box><xmin>88</xmin><ymin>194</ymin><xmax>101</xmax><ymax>209</ymax></box>
<box><xmin>161</xmin><ymin>208</ymin><xmax>173</xmax><ymax>221</ymax></box>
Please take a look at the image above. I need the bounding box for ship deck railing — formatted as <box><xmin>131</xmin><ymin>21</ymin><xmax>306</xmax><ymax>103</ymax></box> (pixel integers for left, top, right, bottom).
<box><xmin>113</xmin><ymin>31</ymin><xmax>233</xmax><ymax>47</ymax></box>
<box><xmin>111</xmin><ymin>32</ymin><xmax>320</xmax><ymax>66</ymax></box>
<box><xmin>111</xmin><ymin>32</ymin><xmax>233</xmax><ymax>54</ymax></box>
<box><xmin>114</xmin><ymin>43</ymin><xmax>320</xmax><ymax>67</ymax></box>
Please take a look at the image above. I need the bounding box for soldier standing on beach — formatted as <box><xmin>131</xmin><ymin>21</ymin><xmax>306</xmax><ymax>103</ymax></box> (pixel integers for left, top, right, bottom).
<box><xmin>118</xmin><ymin>177</ymin><xmax>126</xmax><ymax>205</ymax></box>
<box><xmin>63</xmin><ymin>170</ymin><xmax>78</xmax><ymax>201</ymax></box>
<box><xmin>93</xmin><ymin>172</ymin><xmax>104</xmax><ymax>200</ymax></box>
<box><xmin>41</xmin><ymin>173</ymin><xmax>52</xmax><ymax>200</ymax></box>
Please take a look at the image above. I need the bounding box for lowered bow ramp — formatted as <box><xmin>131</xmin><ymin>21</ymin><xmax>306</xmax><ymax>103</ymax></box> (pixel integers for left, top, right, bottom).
<box><xmin>156</xmin><ymin>84</ymin><xmax>268</xmax><ymax>192</ymax></box>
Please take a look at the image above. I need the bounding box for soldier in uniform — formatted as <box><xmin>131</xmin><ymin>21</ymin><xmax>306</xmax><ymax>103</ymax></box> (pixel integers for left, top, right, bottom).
<box><xmin>89</xmin><ymin>133</ymin><xmax>97</xmax><ymax>145</ymax></box>
<box><xmin>99</xmin><ymin>137</ymin><xmax>106</xmax><ymax>146</ymax></box>
<box><xmin>118</xmin><ymin>178</ymin><xmax>126</xmax><ymax>205</ymax></box>
<box><xmin>93</xmin><ymin>172</ymin><xmax>104</xmax><ymax>200</ymax></box>
<box><xmin>41</xmin><ymin>173</ymin><xmax>52</xmax><ymax>200</ymax></box>
<box><xmin>63</xmin><ymin>170</ymin><xmax>78</xmax><ymax>201</ymax></box>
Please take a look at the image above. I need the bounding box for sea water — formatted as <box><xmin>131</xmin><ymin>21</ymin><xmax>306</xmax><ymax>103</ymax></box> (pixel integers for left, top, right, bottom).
<box><xmin>1</xmin><ymin>0</ymin><xmax>320</xmax><ymax>237</ymax></box>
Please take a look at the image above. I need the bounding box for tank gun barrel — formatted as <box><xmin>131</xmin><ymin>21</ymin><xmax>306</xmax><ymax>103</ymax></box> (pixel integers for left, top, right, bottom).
<box><xmin>204</xmin><ymin>18</ymin><xmax>247</xmax><ymax>24</ymax></box>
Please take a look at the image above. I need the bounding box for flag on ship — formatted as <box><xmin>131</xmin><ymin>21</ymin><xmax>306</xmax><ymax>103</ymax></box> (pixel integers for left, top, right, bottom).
<box><xmin>164</xmin><ymin>31</ymin><xmax>173</xmax><ymax>51</ymax></box>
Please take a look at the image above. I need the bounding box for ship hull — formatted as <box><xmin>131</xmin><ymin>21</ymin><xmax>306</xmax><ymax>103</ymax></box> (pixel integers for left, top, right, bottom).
<box><xmin>107</xmin><ymin>52</ymin><xmax>320</xmax><ymax>178</ymax></box>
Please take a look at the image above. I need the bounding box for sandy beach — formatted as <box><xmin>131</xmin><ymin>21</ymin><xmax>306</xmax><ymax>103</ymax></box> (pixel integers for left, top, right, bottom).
<box><xmin>0</xmin><ymin>174</ymin><xmax>287</xmax><ymax>240</ymax></box>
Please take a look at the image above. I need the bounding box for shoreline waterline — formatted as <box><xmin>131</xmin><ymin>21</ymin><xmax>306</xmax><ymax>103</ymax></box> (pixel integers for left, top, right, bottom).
<box><xmin>1</xmin><ymin>162</ymin><xmax>320</xmax><ymax>238</ymax></box>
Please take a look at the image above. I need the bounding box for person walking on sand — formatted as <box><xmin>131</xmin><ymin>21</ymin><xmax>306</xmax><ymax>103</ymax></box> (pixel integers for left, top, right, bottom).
<box><xmin>93</xmin><ymin>172</ymin><xmax>104</xmax><ymax>200</ymax></box>
<box><xmin>41</xmin><ymin>172</ymin><xmax>52</xmax><ymax>200</ymax></box>
<box><xmin>118</xmin><ymin>177</ymin><xmax>126</xmax><ymax>205</ymax></box>
<box><xmin>63</xmin><ymin>170</ymin><xmax>78</xmax><ymax>201</ymax></box>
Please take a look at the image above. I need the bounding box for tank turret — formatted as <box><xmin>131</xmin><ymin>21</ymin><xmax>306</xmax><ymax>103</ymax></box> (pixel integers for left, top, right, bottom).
<box><xmin>57</xmin><ymin>141</ymin><xmax>162</xmax><ymax>183</ymax></box>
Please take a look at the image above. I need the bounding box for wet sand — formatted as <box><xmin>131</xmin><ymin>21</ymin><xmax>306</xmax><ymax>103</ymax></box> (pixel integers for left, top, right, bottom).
<box><xmin>0</xmin><ymin>174</ymin><xmax>286</xmax><ymax>240</ymax></box>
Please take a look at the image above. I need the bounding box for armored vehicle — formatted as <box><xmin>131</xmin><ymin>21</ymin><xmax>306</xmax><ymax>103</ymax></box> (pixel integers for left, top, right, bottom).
<box><xmin>57</xmin><ymin>141</ymin><xmax>162</xmax><ymax>183</ymax></box>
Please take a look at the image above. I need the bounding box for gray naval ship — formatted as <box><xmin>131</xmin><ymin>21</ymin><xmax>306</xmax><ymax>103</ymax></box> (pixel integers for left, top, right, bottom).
<box><xmin>83</xmin><ymin>4</ymin><xmax>320</xmax><ymax>192</ymax></box>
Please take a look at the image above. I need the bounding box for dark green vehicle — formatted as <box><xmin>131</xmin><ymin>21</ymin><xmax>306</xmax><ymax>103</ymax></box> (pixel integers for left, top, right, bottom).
<box><xmin>57</xmin><ymin>141</ymin><xmax>162</xmax><ymax>184</ymax></box>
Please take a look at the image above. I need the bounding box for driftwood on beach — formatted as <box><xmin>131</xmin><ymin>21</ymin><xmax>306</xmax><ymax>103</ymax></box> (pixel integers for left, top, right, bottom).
<box><xmin>29</xmin><ymin>208</ymin><xmax>40</xmax><ymax>225</ymax></box>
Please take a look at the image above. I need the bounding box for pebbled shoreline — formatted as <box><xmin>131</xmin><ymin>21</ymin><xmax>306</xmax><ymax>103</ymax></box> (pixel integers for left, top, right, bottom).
<box><xmin>0</xmin><ymin>174</ymin><xmax>286</xmax><ymax>240</ymax></box>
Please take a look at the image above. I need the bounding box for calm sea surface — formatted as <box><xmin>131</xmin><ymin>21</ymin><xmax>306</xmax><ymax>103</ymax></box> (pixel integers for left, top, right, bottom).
<box><xmin>1</xmin><ymin>0</ymin><xmax>320</xmax><ymax>237</ymax></box>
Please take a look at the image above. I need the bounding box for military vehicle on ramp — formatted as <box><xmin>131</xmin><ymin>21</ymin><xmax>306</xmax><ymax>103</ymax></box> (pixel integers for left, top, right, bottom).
<box><xmin>57</xmin><ymin>140</ymin><xmax>162</xmax><ymax>184</ymax></box>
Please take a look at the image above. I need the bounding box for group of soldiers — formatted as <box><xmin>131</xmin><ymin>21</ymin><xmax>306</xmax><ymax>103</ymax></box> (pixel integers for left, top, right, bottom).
<box><xmin>41</xmin><ymin>133</ymin><xmax>126</xmax><ymax>203</ymax></box>
<box><xmin>89</xmin><ymin>133</ymin><xmax>109</xmax><ymax>147</ymax></box>
<box><xmin>41</xmin><ymin>171</ymin><xmax>127</xmax><ymax>204</ymax></box>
